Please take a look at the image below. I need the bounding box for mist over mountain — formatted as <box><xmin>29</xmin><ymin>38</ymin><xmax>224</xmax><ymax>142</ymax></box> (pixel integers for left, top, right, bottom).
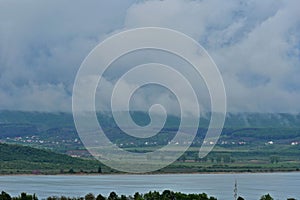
<box><xmin>1</xmin><ymin>1</ymin><xmax>300</xmax><ymax>114</ymax></box>
<box><xmin>1</xmin><ymin>110</ymin><xmax>300</xmax><ymax>129</ymax></box>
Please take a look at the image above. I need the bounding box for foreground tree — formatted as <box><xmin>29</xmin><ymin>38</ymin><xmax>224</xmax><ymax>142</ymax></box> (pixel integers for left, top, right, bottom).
<box><xmin>85</xmin><ymin>193</ymin><xmax>95</xmax><ymax>200</ymax></box>
<box><xmin>0</xmin><ymin>191</ymin><xmax>11</xmax><ymax>200</ymax></box>
<box><xmin>98</xmin><ymin>166</ymin><xmax>102</xmax><ymax>174</ymax></box>
<box><xmin>96</xmin><ymin>194</ymin><xmax>106</xmax><ymax>200</ymax></box>
<box><xmin>108</xmin><ymin>192</ymin><xmax>118</xmax><ymax>200</ymax></box>
<box><xmin>134</xmin><ymin>192</ymin><xmax>143</xmax><ymax>200</ymax></box>
<box><xmin>260</xmin><ymin>194</ymin><xmax>273</xmax><ymax>200</ymax></box>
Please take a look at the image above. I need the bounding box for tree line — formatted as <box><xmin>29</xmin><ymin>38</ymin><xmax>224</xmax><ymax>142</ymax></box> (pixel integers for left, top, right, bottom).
<box><xmin>0</xmin><ymin>191</ymin><xmax>297</xmax><ymax>200</ymax></box>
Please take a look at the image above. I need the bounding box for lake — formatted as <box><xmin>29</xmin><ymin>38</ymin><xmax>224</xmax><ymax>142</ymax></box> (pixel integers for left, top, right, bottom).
<box><xmin>0</xmin><ymin>173</ymin><xmax>299</xmax><ymax>200</ymax></box>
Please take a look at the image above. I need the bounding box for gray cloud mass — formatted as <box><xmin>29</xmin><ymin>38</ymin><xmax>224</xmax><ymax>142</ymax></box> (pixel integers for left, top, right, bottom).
<box><xmin>0</xmin><ymin>0</ymin><xmax>299</xmax><ymax>113</ymax></box>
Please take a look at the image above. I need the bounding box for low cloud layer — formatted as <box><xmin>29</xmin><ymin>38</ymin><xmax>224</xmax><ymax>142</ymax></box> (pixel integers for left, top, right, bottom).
<box><xmin>0</xmin><ymin>0</ymin><xmax>300</xmax><ymax>113</ymax></box>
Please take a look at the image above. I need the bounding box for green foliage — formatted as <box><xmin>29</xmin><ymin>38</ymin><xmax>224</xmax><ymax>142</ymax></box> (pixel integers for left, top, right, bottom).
<box><xmin>98</xmin><ymin>166</ymin><xmax>102</xmax><ymax>173</ymax></box>
<box><xmin>134</xmin><ymin>192</ymin><xmax>143</xmax><ymax>200</ymax></box>
<box><xmin>260</xmin><ymin>194</ymin><xmax>274</xmax><ymax>200</ymax></box>
<box><xmin>96</xmin><ymin>194</ymin><xmax>106</xmax><ymax>200</ymax></box>
<box><xmin>0</xmin><ymin>191</ymin><xmax>12</xmax><ymax>200</ymax></box>
<box><xmin>120</xmin><ymin>195</ymin><xmax>127</xmax><ymax>200</ymax></box>
<box><xmin>10</xmin><ymin>193</ymin><xmax>37</xmax><ymax>200</ymax></box>
<box><xmin>141</xmin><ymin>190</ymin><xmax>216</xmax><ymax>200</ymax></box>
<box><xmin>85</xmin><ymin>193</ymin><xmax>95</xmax><ymax>200</ymax></box>
<box><xmin>0</xmin><ymin>143</ymin><xmax>101</xmax><ymax>174</ymax></box>
<box><xmin>1</xmin><ymin>111</ymin><xmax>300</xmax><ymax>174</ymax></box>
<box><xmin>2</xmin><ymin>191</ymin><xmax>299</xmax><ymax>200</ymax></box>
<box><xmin>270</xmin><ymin>156</ymin><xmax>279</xmax><ymax>164</ymax></box>
<box><xmin>47</xmin><ymin>196</ymin><xmax>84</xmax><ymax>200</ymax></box>
<box><xmin>108</xmin><ymin>192</ymin><xmax>118</xmax><ymax>200</ymax></box>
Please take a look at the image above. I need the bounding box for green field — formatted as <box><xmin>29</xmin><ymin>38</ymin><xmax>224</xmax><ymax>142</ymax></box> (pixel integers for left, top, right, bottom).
<box><xmin>1</xmin><ymin>111</ymin><xmax>300</xmax><ymax>174</ymax></box>
<box><xmin>0</xmin><ymin>143</ymin><xmax>114</xmax><ymax>174</ymax></box>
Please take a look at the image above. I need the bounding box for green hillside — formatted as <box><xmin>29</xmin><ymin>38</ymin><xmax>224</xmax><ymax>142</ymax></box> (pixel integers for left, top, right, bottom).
<box><xmin>1</xmin><ymin>110</ymin><xmax>300</xmax><ymax>129</ymax></box>
<box><xmin>0</xmin><ymin>143</ymin><xmax>104</xmax><ymax>174</ymax></box>
<box><xmin>1</xmin><ymin>111</ymin><xmax>300</xmax><ymax>174</ymax></box>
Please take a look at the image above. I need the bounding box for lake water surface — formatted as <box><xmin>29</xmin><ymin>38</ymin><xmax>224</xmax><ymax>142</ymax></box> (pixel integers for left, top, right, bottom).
<box><xmin>1</xmin><ymin>173</ymin><xmax>299</xmax><ymax>200</ymax></box>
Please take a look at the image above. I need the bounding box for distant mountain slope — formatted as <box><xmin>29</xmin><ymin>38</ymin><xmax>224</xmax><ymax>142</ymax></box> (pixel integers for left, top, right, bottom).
<box><xmin>1</xmin><ymin>111</ymin><xmax>300</xmax><ymax>174</ymax></box>
<box><xmin>1</xmin><ymin>110</ymin><xmax>300</xmax><ymax>128</ymax></box>
<box><xmin>1</xmin><ymin>111</ymin><xmax>300</xmax><ymax>152</ymax></box>
<box><xmin>0</xmin><ymin>142</ymin><xmax>102</xmax><ymax>174</ymax></box>
<box><xmin>0</xmin><ymin>110</ymin><xmax>74</xmax><ymax>129</ymax></box>
<box><xmin>225</xmin><ymin>112</ymin><xmax>300</xmax><ymax>128</ymax></box>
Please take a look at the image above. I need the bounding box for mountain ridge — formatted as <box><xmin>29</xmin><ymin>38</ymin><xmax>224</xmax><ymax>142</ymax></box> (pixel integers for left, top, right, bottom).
<box><xmin>1</xmin><ymin>110</ymin><xmax>300</xmax><ymax>128</ymax></box>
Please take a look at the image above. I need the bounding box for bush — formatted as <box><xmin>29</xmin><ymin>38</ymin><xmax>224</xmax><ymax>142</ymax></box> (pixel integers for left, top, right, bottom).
<box><xmin>260</xmin><ymin>194</ymin><xmax>273</xmax><ymax>200</ymax></box>
<box><xmin>85</xmin><ymin>194</ymin><xmax>95</xmax><ymax>200</ymax></box>
<box><xmin>0</xmin><ymin>191</ymin><xmax>12</xmax><ymax>200</ymax></box>
<box><xmin>96</xmin><ymin>194</ymin><xmax>106</xmax><ymax>200</ymax></box>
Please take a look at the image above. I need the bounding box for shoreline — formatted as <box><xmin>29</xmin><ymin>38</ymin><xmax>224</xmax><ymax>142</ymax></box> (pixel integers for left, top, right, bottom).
<box><xmin>1</xmin><ymin>170</ymin><xmax>300</xmax><ymax>176</ymax></box>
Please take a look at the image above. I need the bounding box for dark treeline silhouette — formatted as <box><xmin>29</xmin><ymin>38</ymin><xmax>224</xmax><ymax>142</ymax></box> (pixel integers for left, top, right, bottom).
<box><xmin>0</xmin><ymin>190</ymin><xmax>296</xmax><ymax>200</ymax></box>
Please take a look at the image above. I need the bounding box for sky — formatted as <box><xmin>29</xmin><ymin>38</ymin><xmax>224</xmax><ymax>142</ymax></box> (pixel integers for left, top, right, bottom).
<box><xmin>0</xmin><ymin>0</ymin><xmax>300</xmax><ymax>113</ymax></box>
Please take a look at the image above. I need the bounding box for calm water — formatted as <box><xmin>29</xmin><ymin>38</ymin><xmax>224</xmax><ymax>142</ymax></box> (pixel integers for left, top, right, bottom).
<box><xmin>0</xmin><ymin>173</ymin><xmax>300</xmax><ymax>200</ymax></box>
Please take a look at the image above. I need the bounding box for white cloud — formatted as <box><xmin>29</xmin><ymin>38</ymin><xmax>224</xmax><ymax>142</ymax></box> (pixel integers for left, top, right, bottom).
<box><xmin>0</xmin><ymin>0</ymin><xmax>299</xmax><ymax>113</ymax></box>
<box><xmin>123</xmin><ymin>0</ymin><xmax>300</xmax><ymax>113</ymax></box>
<box><xmin>0</xmin><ymin>0</ymin><xmax>133</xmax><ymax>111</ymax></box>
